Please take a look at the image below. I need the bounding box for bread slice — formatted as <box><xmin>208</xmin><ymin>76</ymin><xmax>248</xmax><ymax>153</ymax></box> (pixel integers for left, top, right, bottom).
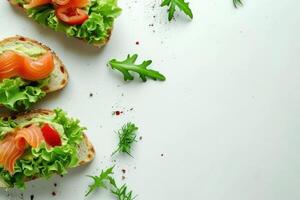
<box><xmin>0</xmin><ymin>35</ymin><xmax>68</xmax><ymax>93</ymax></box>
<box><xmin>8</xmin><ymin>1</ymin><xmax>111</xmax><ymax>48</ymax></box>
<box><xmin>0</xmin><ymin>109</ymin><xmax>95</xmax><ymax>188</ymax></box>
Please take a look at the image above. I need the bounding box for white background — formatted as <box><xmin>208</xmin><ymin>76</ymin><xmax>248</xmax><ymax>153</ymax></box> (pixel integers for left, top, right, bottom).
<box><xmin>0</xmin><ymin>0</ymin><xmax>300</xmax><ymax>199</ymax></box>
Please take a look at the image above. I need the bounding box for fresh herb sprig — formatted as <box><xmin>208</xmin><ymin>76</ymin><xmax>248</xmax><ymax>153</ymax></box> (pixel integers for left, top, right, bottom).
<box><xmin>161</xmin><ymin>0</ymin><xmax>193</xmax><ymax>21</ymax></box>
<box><xmin>85</xmin><ymin>167</ymin><xmax>114</xmax><ymax>196</ymax></box>
<box><xmin>111</xmin><ymin>183</ymin><xmax>136</xmax><ymax>200</ymax></box>
<box><xmin>86</xmin><ymin>167</ymin><xmax>136</xmax><ymax>200</ymax></box>
<box><xmin>233</xmin><ymin>0</ymin><xmax>243</xmax><ymax>8</ymax></box>
<box><xmin>112</xmin><ymin>123</ymin><xmax>138</xmax><ymax>156</ymax></box>
<box><xmin>108</xmin><ymin>54</ymin><xmax>166</xmax><ymax>82</ymax></box>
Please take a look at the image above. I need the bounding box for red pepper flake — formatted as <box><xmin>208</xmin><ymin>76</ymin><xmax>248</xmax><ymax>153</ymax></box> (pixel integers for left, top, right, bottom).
<box><xmin>52</xmin><ymin>192</ymin><xmax>56</xmax><ymax>196</ymax></box>
<box><xmin>113</xmin><ymin>111</ymin><xmax>123</xmax><ymax>116</ymax></box>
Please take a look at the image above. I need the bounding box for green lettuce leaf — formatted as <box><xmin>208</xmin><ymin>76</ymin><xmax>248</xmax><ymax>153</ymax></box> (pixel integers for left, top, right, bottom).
<box><xmin>0</xmin><ymin>109</ymin><xmax>85</xmax><ymax>189</ymax></box>
<box><xmin>27</xmin><ymin>0</ymin><xmax>121</xmax><ymax>44</ymax></box>
<box><xmin>0</xmin><ymin>77</ymin><xmax>48</xmax><ymax>111</ymax></box>
<box><xmin>0</xmin><ymin>118</ymin><xmax>16</xmax><ymax>139</ymax></box>
<box><xmin>52</xmin><ymin>109</ymin><xmax>85</xmax><ymax>146</ymax></box>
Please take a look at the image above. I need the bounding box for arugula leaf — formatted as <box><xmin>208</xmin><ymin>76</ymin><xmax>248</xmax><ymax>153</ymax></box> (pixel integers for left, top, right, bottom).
<box><xmin>86</xmin><ymin>166</ymin><xmax>136</xmax><ymax>200</ymax></box>
<box><xmin>111</xmin><ymin>184</ymin><xmax>136</xmax><ymax>200</ymax></box>
<box><xmin>85</xmin><ymin>166</ymin><xmax>114</xmax><ymax>196</ymax></box>
<box><xmin>233</xmin><ymin>0</ymin><xmax>243</xmax><ymax>8</ymax></box>
<box><xmin>112</xmin><ymin>123</ymin><xmax>138</xmax><ymax>156</ymax></box>
<box><xmin>0</xmin><ymin>78</ymin><xmax>47</xmax><ymax>111</ymax></box>
<box><xmin>108</xmin><ymin>54</ymin><xmax>166</xmax><ymax>82</ymax></box>
<box><xmin>161</xmin><ymin>0</ymin><xmax>193</xmax><ymax>21</ymax></box>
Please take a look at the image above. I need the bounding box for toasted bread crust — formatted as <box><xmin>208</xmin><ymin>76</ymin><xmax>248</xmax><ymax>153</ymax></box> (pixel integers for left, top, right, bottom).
<box><xmin>0</xmin><ymin>35</ymin><xmax>69</xmax><ymax>93</ymax></box>
<box><xmin>0</xmin><ymin>109</ymin><xmax>95</xmax><ymax>188</ymax></box>
<box><xmin>8</xmin><ymin>0</ymin><xmax>111</xmax><ymax>48</ymax></box>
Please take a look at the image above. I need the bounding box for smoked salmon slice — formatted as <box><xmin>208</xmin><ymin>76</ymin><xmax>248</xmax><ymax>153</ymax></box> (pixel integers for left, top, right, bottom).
<box><xmin>15</xmin><ymin>125</ymin><xmax>44</xmax><ymax>150</ymax></box>
<box><xmin>0</xmin><ymin>135</ymin><xmax>24</xmax><ymax>174</ymax></box>
<box><xmin>65</xmin><ymin>0</ymin><xmax>90</xmax><ymax>8</ymax></box>
<box><xmin>20</xmin><ymin>52</ymin><xmax>54</xmax><ymax>81</ymax></box>
<box><xmin>24</xmin><ymin>0</ymin><xmax>52</xmax><ymax>9</ymax></box>
<box><xmin>52</xmin><ymin>0</ymin><xmax>71</xmax><ymax>6</ymax></box>
<box><xmin>0</xmin><ymin>125</ymin><xmax>44</xmax><ymax>174</ymax></box>
<box><xmin>0</xmin><ymin>51</ymin><xmax>54</xmax><ymax>81</ymax></box>
<box><xmin>0</xmin><ymin>51</ymin><xmax>22</xmax><ymax>79</ymax></box>
<box><xmin>25</xmin><ymin>0</ymin><xmax>89</xmax><ymax>8</ymax></box>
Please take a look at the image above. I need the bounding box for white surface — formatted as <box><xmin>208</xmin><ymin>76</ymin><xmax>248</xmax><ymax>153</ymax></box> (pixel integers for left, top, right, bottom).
<box><xmin>1</xmin><ymin>0</ymin><xmax>300</xmax><ymax>199</ymax></box>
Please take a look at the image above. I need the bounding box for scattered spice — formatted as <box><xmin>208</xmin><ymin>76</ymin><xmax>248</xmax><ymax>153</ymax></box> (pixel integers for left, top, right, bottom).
<box><xmin>30</xmin><ymin>195</ymin><xmax>34</xmax><ymax>200</ymax></box>
<box><xmin>121</xmin><ymin>169</ymin><xmax>126</xmax><ymax>174</ymax></box>
<box><xmin>135</xmin><ymin>41</ymin><xmax>140</xmax><ymax>45</ymax></box>
<box><xmin>149</xmin><ymin>24</ymin><xmax>154</xmax><ymax>27</ymax></box>
<box><xmin>122</xmin><ymin>176</ymin><xmax>126</xmax><ymax>180</ymax></box>
<box><xmin>60</xmin><ymin>175</ymin><xmax>64</xmax><ymax>178</ymax></box>
<box><xmin>54</xmin><ymin>183</ymin><xmax>57</xmax><ymax>187</ymax></box>
<box><xmin>113</xmin><ymin>111</ymin><xmax>124</xmax><ymax>116</ymax></box>
<box><xmin>161</xmin><ymin>153</ymin><xmax>164</xmax><ymax>157</ymax></box>
<box><xmin>89</xmin><ymin>93</ymin><xmax>93</xmax><ymax>97</ymax></box>
<box><xmin>52</xmin><ymin>192</ymin><xmax>56</xmax><ymax>196</ymax></box>
<box><xmin>139</xmin><ymin>136</ymin><xmax>143</xmax><ymax>141</ymax></box>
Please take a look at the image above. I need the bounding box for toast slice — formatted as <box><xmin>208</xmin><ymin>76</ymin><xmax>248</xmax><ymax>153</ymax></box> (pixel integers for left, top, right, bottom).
<box><xmin>0</xmin><ymin>35</ymin><xmax>68</xmax><ymax>93</ymax></box>
<box><xmin>8</xmin><ymin>0</ymin><xmax>121</xmax><ymax>47</ymax></box>
<box><xmin>0</xmin><ymin>109</ymin><xmax>95</xmax><ymax>188</ymax></box>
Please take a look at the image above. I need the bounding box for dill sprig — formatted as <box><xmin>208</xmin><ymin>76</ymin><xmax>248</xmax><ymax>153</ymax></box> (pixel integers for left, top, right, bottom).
<box><xmin>111</xmin><ymin>184</ymin><xmax>136</xmax><ymax>200</ymax></box>
<box><xmin>233</xmin><ymin>0</ymin><xmax>243</xmax><ymax>8</ymax></box>
<box><xmin>110</xmin><ymin>178</ymin><xmax>137</xmax><ymax>200</ymax></box>
<box><xmin>112</xmin><ymin>123</ymin><xmax>138</xmax><ymax>156</ymax></box>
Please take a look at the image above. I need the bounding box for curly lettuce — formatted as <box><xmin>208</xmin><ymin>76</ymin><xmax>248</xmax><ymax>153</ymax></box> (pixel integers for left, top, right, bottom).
<box><xmin>0</xmin><ymin>109</ymin><xmax>85</xmax><ymax>189</ymax></box>
<box><xmin>0</xmin><ymin>77</ymin><xmax>48</xmax><ymax>111</ymax></box>
<box><xmin>27</xmin><ymin>0</ymin><xmax>122</xmax><ymax>44</ymax></box>
<box><xmin>0</xmin><ymin>118</ymin><xmax>16</xmax><ymax>139</ymax></box>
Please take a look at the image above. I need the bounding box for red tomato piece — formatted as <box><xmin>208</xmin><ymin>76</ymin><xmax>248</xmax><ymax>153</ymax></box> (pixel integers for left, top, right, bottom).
<box><xmin>41</xmin><ymin>124</ymin><xmax>62</xmax><ymax>147</ymax></box>
<box><xmin>56</xmin><ymin>6</ymin><xmax>89</xmax><ymax>25</ymax></box>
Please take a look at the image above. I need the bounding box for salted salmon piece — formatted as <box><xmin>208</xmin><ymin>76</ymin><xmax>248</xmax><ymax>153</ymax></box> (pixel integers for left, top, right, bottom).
<box><xmin>0</xmin><ymin>51</ymin><xmax>22</xmax><ymax>79</ymax></box>
<box><xmin>15</xmin><ymin>125</ymin><xmax>44</xmax><ymax>150</ymax></box>
<box><xmin>24</xmin><ymin>0</ymin><xmax>52</xmax><ymax>9</ymax></box>
<box><xmin>19</xmin><ymin>52</ymin><xmax>54</xmax><ymax>81</ymax></box>
<box><xmin>0</xmin><ymin>135</ymin><xmax>24</xmax><ymax>174</ymax></box>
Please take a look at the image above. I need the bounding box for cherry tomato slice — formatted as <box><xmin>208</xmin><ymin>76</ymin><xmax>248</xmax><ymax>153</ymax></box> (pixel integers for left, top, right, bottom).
<box><xmin>41</xmin><ymin>124</ymin><xmax>62</xmax><ymax>147</ymax></box>
<box><xmin>56</xmin><ymin>7</ymin><xmax>88</xmax><ymax>25</ymax></box>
